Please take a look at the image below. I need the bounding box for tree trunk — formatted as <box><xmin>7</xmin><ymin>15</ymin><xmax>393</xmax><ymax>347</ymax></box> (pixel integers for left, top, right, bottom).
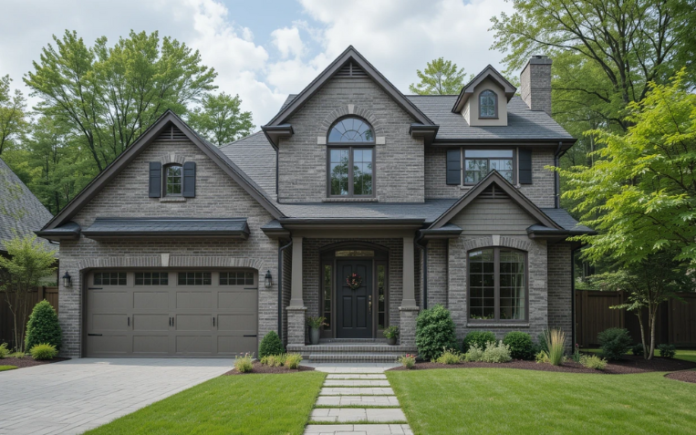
<box><xmin>648</xmin><ymin>307</ymin><xmax>657</xmax><ymax>361</ymax></box>
<box><xmin>636</xmin><ymin>311</ymin><xmax>647</xmax><ymax>359</ymax></box>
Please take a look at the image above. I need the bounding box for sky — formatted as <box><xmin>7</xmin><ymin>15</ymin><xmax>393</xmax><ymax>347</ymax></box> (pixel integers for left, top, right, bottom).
<box><xmin>0</xmin><ymin>0</ymin><xmax>515</xmax><ymax>128</ymax></box>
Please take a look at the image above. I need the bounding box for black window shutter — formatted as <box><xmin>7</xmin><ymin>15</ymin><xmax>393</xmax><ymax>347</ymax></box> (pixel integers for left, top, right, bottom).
<box><xmin>183</xmin><ymin>162</ymin><xmax>196</xmax><ymax>198</ymax></box>
<box><xmin>149</xmin><ymin>162</ymin><xmax>162</xmax><ymax>198</ymax></box>
<box><xmin>519</xmin><ymin>149</ymin><xmax>532</xmax><ymax>184</ymax></box>
<box><xmin>446</xmin><ymin>149</ymin><xmax>461</xmax><ymax>185</ymax></box>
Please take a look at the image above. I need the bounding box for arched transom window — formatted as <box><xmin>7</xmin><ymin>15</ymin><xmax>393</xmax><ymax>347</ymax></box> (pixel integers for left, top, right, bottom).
<box><xmin>479</xmin><ymin>90</ymin><xmax>498</xmax><ymax>119</ymax></box>
<box><xmin>327</xmin><ymin>117</ymin><xmax>375</xmax><ymax>198</ymax></box>
<box><xmin>328</xmin><ymin>117</ymin><xmax>375</xmax><ymax>143</ymax></box>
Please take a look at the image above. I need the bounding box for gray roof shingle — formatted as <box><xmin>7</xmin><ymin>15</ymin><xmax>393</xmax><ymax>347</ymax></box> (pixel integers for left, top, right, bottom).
<box><xmin>538</xmin><ymin>208</ymin><xmax>594</xmax><ymax>233</ymax></box>
<box><xmin>278</xmin><ymin>199</ymin><xmax>457</xmax><ymax>223</ymax></box>
<box><xmin>82</xmin><ymin>217</ymin><xmax>250</xmax><ymax>238</ymax></box>
<box><xmin>220</xmin><ymin>132</ymin><xmax>277</xmax><ymax>199</ymax></box>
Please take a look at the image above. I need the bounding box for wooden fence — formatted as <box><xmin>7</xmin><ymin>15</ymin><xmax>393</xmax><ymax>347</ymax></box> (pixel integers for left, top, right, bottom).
<box><xmin>575</xmin><ymin>290</ymin><xmax>696</xmax><ymax>347</ymax></box>
<box><xmin>0</xmin><ymin>286</ymin><xmax>58</xmax><ymax>347</ymax></box>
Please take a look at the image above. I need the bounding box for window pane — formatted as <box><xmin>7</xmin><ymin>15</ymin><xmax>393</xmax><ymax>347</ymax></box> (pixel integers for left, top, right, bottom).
<box><xmin>353</xmin><ymin>149</ymin><xmax>373</xmax><ymax>196</ymax></box>
<box><xmin>469</xmin><ymin>249</ymin><xmax>495</xmax><ymax>320</ymax></box>
<box><xmin>166</xmin><ymin>166</ymin><xmax>182</xmax><ymax>195</ymax></box>
<box><xmin>322</xmin><ymin>264</ymin><xmax>332</xmax><ymax>329</ymax></box>
<box><xmin>499</xmin><ymin>249</ymin><xmax>526</xmax><ymax>320</ymax></box>
<box><xmin>490</xmin><ymin>159</ymin><xmax>514</xmax><ymax>183</ymax></box>
<box><xmin>377</xmin><ymin>264</ymin><xmax>386</xmax><ymax>329</ymax></box>
<box><xmin>330</xmin><ymin>149</ymin><xmax>350</xmax><ymax>196</ymax></box>
<box><xmin>464</xmin><ymin>159</ymin><xmax>488</xmax><ymax>184</ymax></box>
<box><xmin>328</xmin><ymin>117</ymin><xmax>374</xmax><ymax>143</ymax></box>
<box><xmin>465</xmin><ymin>150</ymin><xmax>513</xmax><ymax>158</ymax></box>
<box><xmin>479</xmin><ymin>91</ymin><xmax>497</xmax><ymax>118</ymax></box>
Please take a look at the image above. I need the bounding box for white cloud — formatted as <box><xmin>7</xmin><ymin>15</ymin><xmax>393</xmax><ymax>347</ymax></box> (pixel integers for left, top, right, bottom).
<box><xmin>271</xmin><ymin>27</ymin><xmax>305</xmax><ymax>59</ymax></box>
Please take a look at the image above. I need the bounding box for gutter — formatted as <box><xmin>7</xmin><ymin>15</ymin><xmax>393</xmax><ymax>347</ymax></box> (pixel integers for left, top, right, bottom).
<box><xmin>415</xmin><ymin>232</ymin><xmax>428</xmax><ymax>310</ymax></box>
<box><xmin>278</xmin><ymin>238</ymin><xmax>293</xmax><ymax>340</ymax></box>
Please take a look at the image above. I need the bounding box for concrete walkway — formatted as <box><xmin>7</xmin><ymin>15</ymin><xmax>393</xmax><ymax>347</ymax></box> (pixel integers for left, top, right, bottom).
<box><xmin>303</xmin><ymin>363</ymin><xmax>412</xmax><ymax>435</ymax></box>
<box><xmin>0</xmin><ymin>358</ymin><xmax>232</xmax><ymax>435</ymax></box>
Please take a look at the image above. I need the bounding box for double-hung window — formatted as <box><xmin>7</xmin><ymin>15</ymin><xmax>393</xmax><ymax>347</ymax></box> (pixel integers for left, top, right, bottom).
<box><xmin>327</xmin><ymin>117</ymin><xmax>375</xmax><ymax>197</ymax></box>
<box><xmin>447</xmin><ymin>149</ymin><xmax>515</xmax><ymax>185</ymax></box>
<box><xmin>468</xmin><ymin>248</ymin><xmax>527</xmax><ymax>322</ymax></box>
<box><xmin>164</xmin><ymin>164</ymin><xmax>183</xmax><ymax>196</ymax></box>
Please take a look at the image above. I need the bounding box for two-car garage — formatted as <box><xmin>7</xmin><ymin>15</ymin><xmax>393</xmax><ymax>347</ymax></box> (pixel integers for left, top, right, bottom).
<box><xmin>84</xmin><ymin>270</ymin><xmax>258</xmax><ymax>358</ymax></box>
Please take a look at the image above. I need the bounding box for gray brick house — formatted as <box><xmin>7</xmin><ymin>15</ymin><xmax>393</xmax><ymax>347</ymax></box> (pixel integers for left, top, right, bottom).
<box><xmin>37</xmin><ymin>47</ymin><xmax>593</xmax><ymax>361</ymax></box>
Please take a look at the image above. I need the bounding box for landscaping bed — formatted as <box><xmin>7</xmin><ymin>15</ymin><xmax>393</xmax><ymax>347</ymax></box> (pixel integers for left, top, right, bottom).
<box><xmin>224</xmin><ymin>361</ymin><xmax>315</xmax><ymax>375</ymax></box>
<box><xmin>389</xmin><ymin>355</ymin><xmax>696</xmax><ymax>374</ymax></box>
<box><xmin>0</xmin><ymin>356</ymin><xmax>70</xmax><ymax>369</ymax></box>
<box><xmin>665</xmin><ymin>370</ymin><xmax>696</xmax><ymax>384</ymax></box>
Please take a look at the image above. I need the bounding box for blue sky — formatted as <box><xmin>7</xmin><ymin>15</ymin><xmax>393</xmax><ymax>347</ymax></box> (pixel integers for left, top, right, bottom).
<box><xmin>1</xmin><ymin>0</ymin><xmax>514</xmax><ymax>126</ymax></box>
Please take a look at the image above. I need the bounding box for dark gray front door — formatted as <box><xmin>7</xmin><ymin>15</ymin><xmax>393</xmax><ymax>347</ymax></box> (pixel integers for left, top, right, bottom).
<box><xmin>336</xmin><ymin>260</ymin><xmax>373</xmax><ymax>338</ymax></box>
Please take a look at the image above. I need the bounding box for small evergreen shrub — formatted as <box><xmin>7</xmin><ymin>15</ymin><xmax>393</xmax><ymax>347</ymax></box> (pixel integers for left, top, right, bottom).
<box><xmin>0</xmin><ymin>343</ymin><xmax>9</xmax><ymax>359</ymax></box>
<box><xmin>503</xmin><ymin>332</ymin><xmax>534</xmax><ymax>360</ymax></box>
<box><xmin>234</xmin><ymin>353</ymin><xmax>254</xmax><ymax>373</ymax></box>
<box><xmin>415</xmin><ymin>304</ymin><xmax>457</xmax><ymax>361</ymax></box>
<box><xmin>398</xmin><ymin>354</ymin><xmax>416</xmax><ymax>369</ymax></box>
<box><xmin>631</xmin><ymin>343</ymin><xmax>644</xmax><ymax>356</ymax></box>
<box><xmin>436</xmin><ymin>349</ymin><xmax>461</xmax><ymax>364</ymax></box>
<box><xmin>284</xmin><ymin>353</ymin><xmax>302</xmax><ymax>369</ymax></box>
<box><xmin>462</xmin><ymin>331</ymin><xmax>496</xmax><ymax>353</ymax></box>
<box><xmin>30</xmin><ymin>343</ymin><xmax>58</xmax><ymax>360</ymax></box>
<box><xmin>464</xmin><ymin>344</ymin><xmax>484</xmax><ymax>362</ymax></box>
<box><xmin>658</xmin><ymin>344</ymin><xmax>676</xmax><ymax>359</ymax></box>
<box><xmin>598</xmin><ymin>328</ymin><xmax>632</xmax><ymax>360</ymax></box>
<box><xmin>25</xmin><ymin>300</ymin><xmax>62</xmax><ymax>351</ymax></box>
<box><xmin>481</xmin><ymin>341</ymin><xmax>512</xmax><ymax>363</ymax></box>
<box><xmin>259</xmin><ymin>331</ymin><xmax>285</xmax><ymax>358</ymax></box>
<box><xmin>580</xmin><ymin>354</ymin><xmax>607</xmax><ymax>370</ymax></box>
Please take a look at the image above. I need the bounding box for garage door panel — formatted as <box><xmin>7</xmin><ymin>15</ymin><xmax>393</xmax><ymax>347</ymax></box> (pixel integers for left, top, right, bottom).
<box><xmin>133</xmin><ymin>291</ymin><xmax>168</xmax><ymax>310</ymax></box>
<box><xmin>133</xmin><ymin>335</ymin><xmax>169</xmax><ymax>354</ymax></box>
<box><xmin>218</xmin><ymin>336</ymin><xmax>257</xmax><ymax>355</ymax></box>
<box><xmin>89</xmin><ymin>291</ymin><xmax>130</xmax><ymax>312</ymax></box>
<box><xmin>176</xmin><ymin>291</ymin><xmax>212</xmax><ymax>309</ymax></box>
<box><xmin>176</xmin><ymin>335</ymin><xmax>213</xmax><ymax>354</ymax></box>
<box><xmin>133</xmin><ymin>314</ymin><xmax>169</xmax><ymax>331</ymax></box>
<box><xmin>176</xmin><ymin>314</ymin><xmax>212</xmax><ymax>331</ymax></box>
<box><xmin>87</xmin><ymin>335</ymin><xmax>129</xmax><ymax>355</ymax></box>
<box><xmin>218</xmin><ymin>313</ymin><xmax>257</xmax><ymax>332</ymax></box>
<box><xmin>92</xmin><ymin>314</ymin><xmax>129</xmax><ymax>331</ymax></box>
<box><xmin>218</xmin><ymin>291</ymin><xmax>257</xmax><ymax>311</ymax></box>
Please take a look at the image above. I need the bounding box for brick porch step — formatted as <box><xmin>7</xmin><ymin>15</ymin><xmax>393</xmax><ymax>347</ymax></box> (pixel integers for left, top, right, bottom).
<box><xmin>307</xmin><ymin>352</ymin><xmax>405</xmax><ymax>363</ymax></box>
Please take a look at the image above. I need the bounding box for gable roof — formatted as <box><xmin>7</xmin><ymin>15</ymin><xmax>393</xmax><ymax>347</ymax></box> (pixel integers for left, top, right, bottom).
<box><xmin>452</xmin><ymin>65</ymin><xmax>517</xmax><ymax>113</ymax></box>
<box><xmin>265</xmin><ymin>46</ymin><xmax>434</xmax><ymax>127</ymax></box>
<box><xmin>0</xmin><ymin>157</ymin><xmax>54</xmax><ymax>253</ymax></box>
<box><xmin>220</xmin><ymin>131</ymin><xmax>277</xmax><ymax>200</ymax></box>
<box><xmin>41</xmin><ymin>111</ymin><xmax>282</xmax><ymax>232</ymax></box>
<box><xmin>428</xmin><ymin>170</ymin><xmax>563</xmax><ymax>230</ymax></box>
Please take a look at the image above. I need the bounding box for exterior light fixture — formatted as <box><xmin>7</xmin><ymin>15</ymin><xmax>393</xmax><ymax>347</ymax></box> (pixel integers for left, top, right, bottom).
<box><xmin>62</xmin><ymin>271</ymin><xmax>72</xmax><ymax>288</ymax></box>
<box><xmin>264</xmin><ymin>270</ymin><xmax>273</xmax><ymax>288</ymax></box>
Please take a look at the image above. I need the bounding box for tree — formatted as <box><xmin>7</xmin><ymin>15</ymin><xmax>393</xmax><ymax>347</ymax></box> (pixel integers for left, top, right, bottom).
<box><xmin>409</xmin><ymin>57</ymin><xmax>472</xmax><ymax>95</ymax></box>
<box><xmin>588</xmin><ymin>251</ymin><xmax>691</xmax><ymax>359</ymax></box>
<box><xmin>558</xmin><ymin>70</ymin><xmax>696</xmax><ymax>265</ymax></box>
<box><xmin>0</xmin><ymin>236</ymin><xmax>56</xmax><ymax>352</ymax></box>
<box><xmin>25</xmin><ymin>300</ymin><xmax>62</xmax><ymax>351</ymax></box>
<box><xmin>24</xmin><ymin>30</ymin><xmax>217</xmax><ymax>173</ymax></box>
<box><xmin>187</xmin><ymin>93</ymin><xmax>254</xmax><ymax>146</ymax></box>
<box><xmin>0</xmin><ymin>75</ymin><xmax>28</xmax><ymax>155</ymax></box>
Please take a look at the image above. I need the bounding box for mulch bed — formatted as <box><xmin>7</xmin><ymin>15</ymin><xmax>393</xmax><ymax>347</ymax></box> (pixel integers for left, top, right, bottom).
<box><xmin>223</xmin><ymin>361</ymin><xmax>315</xmax><ymax>375</ymax></box>
<box><xmin>389</xmin><ymin>355</ymin><xmax>696</xmax><ymax>375</ymax></box>
<box><xmin>0</xmin><ymin>356</ymin><xmax>70</xmax><ymax>369</ymax></box>
<box><xmin>665</xmin><ymin>370</ymin><xmax>696</xmax><ymax>384</ymax></box>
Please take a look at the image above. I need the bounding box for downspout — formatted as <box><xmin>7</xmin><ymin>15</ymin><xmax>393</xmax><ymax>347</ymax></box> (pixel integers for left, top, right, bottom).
<box><xmin>571</xmin><ymin>244</ymin><xmax>582</xmax><ymax>348</ymax></box>
<box><xmin>415</xmin><ymin>232</ymin><xmax>428</xmax><ymax>310</ymax></box>
<box><xmin>554</xmin><ymin>141</ymin><xmax>563</xmax><ymax>209</ymax></box>
<box><xmin>278</xmin><ymin>238</ymin><xmax>293</xmax><ymax>339</ymax></box>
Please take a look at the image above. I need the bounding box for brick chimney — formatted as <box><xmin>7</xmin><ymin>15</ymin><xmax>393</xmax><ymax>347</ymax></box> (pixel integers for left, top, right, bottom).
<box><xmin>520</xmin><ymin>55</ymin><xmax>552</xmax><ymax>115</ymax></box>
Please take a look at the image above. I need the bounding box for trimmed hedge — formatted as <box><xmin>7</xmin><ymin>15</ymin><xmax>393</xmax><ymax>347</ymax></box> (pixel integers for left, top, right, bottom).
<box><xmin>25</xmin><ymin>300</ymin><xmax>62</xmax><ymax>351</ymax></box>
<box><xmin>462</xmin><ymin>331</ymin><xmax>496</xmax><ymax>353</ymax></box>
<box><xmin>503</xmin><ymin>331</ymin><xmax>534</xmax><ymax>360</ymax></box>
<box><xmin>259</xmin><ymin>331</ymin><xmax>285</xmax><ymax>358</ymax></box>
<box><xmin>415</xmin><ymin>304</ymin><xmax>457</xmax><ymax>362</ymax></box>
<box><xmin>598</xmin><ymin>328</ymin><xmax>632</xmax><ymax>360</ymax></box>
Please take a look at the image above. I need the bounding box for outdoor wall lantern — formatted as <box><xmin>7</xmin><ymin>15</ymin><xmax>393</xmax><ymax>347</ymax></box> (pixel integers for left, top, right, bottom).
<box><xmin>264</xmin><ymin>270</ymin><xmax>273</xmax><ymax>288</ymax></box>
<box><xmin>62</xmin><ymin>271</ymin><xmax>72</xmax><ymax>288</ymax></box>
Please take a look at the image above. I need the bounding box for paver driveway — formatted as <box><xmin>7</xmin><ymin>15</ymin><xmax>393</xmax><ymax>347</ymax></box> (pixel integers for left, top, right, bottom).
<box><xmin>0</xmin><ymin>358</ymin><xmax>232</xmax><ymax>435</ymax></box>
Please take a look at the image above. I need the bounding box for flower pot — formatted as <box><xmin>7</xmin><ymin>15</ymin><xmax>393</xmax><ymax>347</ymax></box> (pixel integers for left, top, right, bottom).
<box><xmin>387</xmin><ymin>337</ymin><xmax>397</xmax><ymax>346</ymax></box>
<box><xmin>310</xmin><ymin>328</ymin><xmax>321</xmax><ymax>345</ymax></box>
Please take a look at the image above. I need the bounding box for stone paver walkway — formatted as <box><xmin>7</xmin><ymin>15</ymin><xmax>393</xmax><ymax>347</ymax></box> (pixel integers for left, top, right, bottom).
<box><xmin>303</xmin><ymin>363</ymin><xmax>412</xmax><ymax>435</ymax></box>
<box><xmin>0</xmin><ymin>358</ymin><xmax>232</xmax><ymax>435</ymax></box>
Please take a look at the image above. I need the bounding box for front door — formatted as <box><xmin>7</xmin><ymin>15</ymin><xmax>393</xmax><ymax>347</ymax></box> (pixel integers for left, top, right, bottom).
<box><xmin>336</xmin><ymin>260</ymin><xmax>373</xmax><ymax>338</ymax></box>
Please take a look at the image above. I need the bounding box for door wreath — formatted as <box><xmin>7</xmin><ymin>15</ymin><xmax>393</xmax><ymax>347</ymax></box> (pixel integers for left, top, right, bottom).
<box><xmin>346</xmin><ymin>272</ymin><xmax>363</xmax><ymax>290</ymax></box>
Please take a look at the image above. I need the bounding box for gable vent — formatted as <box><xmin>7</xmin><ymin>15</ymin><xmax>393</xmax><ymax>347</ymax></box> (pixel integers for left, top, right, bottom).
<box><xmin>157</xmin><ymin>124</ymin><xmax>188</xmax><ymax>141</ymax></box>
<box><xmin>335</xmin><ymin>61</ymin><xmax>367</xmax><ymax>78</ymax></box>
<box><xmin>479</xmin><ymin>184</ymin><xmax>510</xmax><ymax>200</ymax></box>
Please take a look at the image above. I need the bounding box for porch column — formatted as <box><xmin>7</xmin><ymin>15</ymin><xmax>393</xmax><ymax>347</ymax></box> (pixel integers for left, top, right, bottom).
<box><xmin>400</xmin><ymin>235</ymin><xmax>420</xmax><ymax>348</ymax></box>
<box><xmin>286</xmin><ymin>236</ymin><xmax>306</xmax><ymax>346</ymax></box>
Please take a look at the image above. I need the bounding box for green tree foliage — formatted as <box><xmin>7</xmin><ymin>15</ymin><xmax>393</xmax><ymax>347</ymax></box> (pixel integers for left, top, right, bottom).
<box><xmin>0</xmin><ymin>236</ymin><xmax>56</xmax><ymax>352</ymax></box>
<box><xmin>409</xmin><ymin>57</ymin><xmax>472</xmax><ymax>95</ymax></box>
<box><xmin>24</xmin><ymin>30</ymin><xmax>217</xmax><ymax>173</ymax></box>
<box><xmin>259</xmin><ymin>331</ymin><xmax>285</xmax><ymax>358</ymax></box>
<box><xmin>187</xmin><ymin>93</ymin><xmax>254</xmax><ymax>146</ymax></box>
<box><xmin>0</xmin><ymin>75</ymin><xmax>28</xmax><ymax>155</ymax></box>
<box><xmin>25</xmin><ymin>300</ymin><xmax>62</xmax><ymax>351</ymax></box>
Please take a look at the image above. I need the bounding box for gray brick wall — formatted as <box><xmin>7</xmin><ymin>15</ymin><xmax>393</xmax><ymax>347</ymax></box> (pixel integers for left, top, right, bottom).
<box><xmin>425</xmin><ymin>239</ymin><xmax>447</xmax><ymax>308</ymax></box>
<box><xmin>57</xmin><ymin>134</ymin><xmax>278</xmax><ymax>357</ymax></box>
<box><xmin>521</xmin><ymin>56</ymin><xmax>553</xmax><ymax>116</ymax></box>
<box><xmin>548</xmin><ymin>243</ymin><xmax>572</xmax><ymax>340</ymax></box>
<box><xmin>279</xmin><ymin>77</ymin><xmax>425</xmax><ymax>203</ymax></box>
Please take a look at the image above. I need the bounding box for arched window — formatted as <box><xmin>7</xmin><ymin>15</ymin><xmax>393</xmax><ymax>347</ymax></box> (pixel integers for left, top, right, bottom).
<box><xmin>479</xmin><ymin>90</ymin><xmax>498</xmax><ymax>119</ymax></box>
<box><xmin>164</xmin><ymin>164</ymin><xmax>183</xmax><ymax>196</ymax></box>
<box><xmin>327</xmin><ymin>117</ymin><xmax>375</xmax><ymax>197</ymax></box>
<box><xmin>468</xmin><ymin>247</ymin><xmax>527</xmax><ymax>321</ymax></box>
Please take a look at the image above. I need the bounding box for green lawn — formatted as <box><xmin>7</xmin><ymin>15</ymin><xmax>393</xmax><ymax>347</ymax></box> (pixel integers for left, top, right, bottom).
<box><xmin>388</xmin><ymin>368</ymin><xmax>696</xmax><ymax>435</ymax></box>
<box><xmin>585</xmin><ymin>348</ymin><xmax>696</xmax><ymax>363</ymax></box>
<box><xmin>0</xmin><ymin>365</ymin><xmax>17</xmax><ymax>372</ymax></box>
<box><xmin>87</xmin><ymin>371</ymin><xmax>326</xmax><ymax>435</ymax></box>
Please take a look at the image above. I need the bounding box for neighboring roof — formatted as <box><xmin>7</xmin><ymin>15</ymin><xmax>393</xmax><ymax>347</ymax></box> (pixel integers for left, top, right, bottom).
<box><xmin>40</xmin><ymin>110</ymin><xmax>283</xmax><ymax>233</ymax></box>
<box><xmin>220</xmin><ymin>132</ymin><xmax>277</xmax><ymax>199</ymax></box>
<box><xmin>265</xmin><ymin>46</ymin><xmax>434</xmax><ymax>127</ymax></box>
<box><xmin>0</xmin><ymin>156</ymin><xmax>55</xmax><ymax>253</ymax></box>
<box><xmin>452</xmin><ymin>65</ymin><xmax>517</xmax><ymax>112</ymax></box>
<box><xmin>82</xmin><ymin>217</ymin><xmax>250</xmax><ymax>239</ymax></box>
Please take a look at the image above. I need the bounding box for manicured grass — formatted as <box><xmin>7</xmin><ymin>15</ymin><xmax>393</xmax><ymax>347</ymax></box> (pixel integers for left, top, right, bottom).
<box><xmin>87</xmin><ymin>371</ymin><xmax>326</xmax><ymax>435</ymax></box>
<box><xmin>0</xmin><ymin>365</ymin><xmax>17</xmax><ymax>372</ymax></box>
<box><xmin>585</xmin><ymin>348</ymin><xmax>696</xmax><ymax>362</ymax></box>
<box><xmin>388</xmin><ymin>368</ymin><xmax>696</xmax><ymax>435</ymax></box>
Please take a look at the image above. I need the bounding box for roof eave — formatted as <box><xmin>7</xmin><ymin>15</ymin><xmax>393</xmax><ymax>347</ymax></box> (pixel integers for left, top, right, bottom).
<box><xmin>431</xmin><ymin>138</ymin><xmax>577</xmax><ymax>148</ymax></box>
<box><xmin>409</xmin><ymin>124</ymin><xmax>440</xmax><ymax>146</ymax></box>
<box><xmin>261</xmin><ymin>124</ymin><xmax>294</xmax><ymax>149</ymax></box>
<box><xmin>82</xmin><ymin>230</ymin><xmax>250</xmax><ymax>240</ymax></box>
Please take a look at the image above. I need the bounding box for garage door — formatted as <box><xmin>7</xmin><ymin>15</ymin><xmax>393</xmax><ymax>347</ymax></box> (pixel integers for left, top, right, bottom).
<box><xmin>85</xmin><ymin>270</ymin><xmax>258</xmax><ymax>357</ymax></box>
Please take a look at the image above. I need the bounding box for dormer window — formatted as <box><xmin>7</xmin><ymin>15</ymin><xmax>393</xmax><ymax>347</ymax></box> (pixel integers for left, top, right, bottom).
<box><xmin>479</xmin><ymin>90</ymin><xmax>498</xmax><ymax>119</ymax></box>
<box><xmin>164</xmin><ymin>164</ymin><xmax>183</xmax><ymax>196</ymax></box>
<box><xmin>327</xmin><ymin>117</ymin><xmax>375</xmax><ymax>198</ymax></box>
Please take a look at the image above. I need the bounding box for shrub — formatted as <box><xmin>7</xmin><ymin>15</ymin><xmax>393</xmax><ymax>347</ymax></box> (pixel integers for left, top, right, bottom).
<box><xmin>545</xmin><ymin>329</ymin><xmax>566</xmax><ymax>366</ymax></box>
<box><xmin>398</xmin><ymin>354</ymin><xmax>416</xmax><ymax>369</ymax></box>
<box><xmin>261</xmin><ymin>354</ymin><xmax>285</xmax><ymax>367</ymax></box>
<box><xmin>383</xmin><ymin>326</ymin><xmax>399</xmax><ymax>339</ymax></box>
<box><xmin>30</xmin><ymin>343</ymin><xmax>58</xmax><ymax>360</ymax></box>
<box><xmin>503</xmin><ymin>332</ymin><xmax>534</xmax><ymax>360</ymax></box>
<box><xmin>259</xmin><ymin>331</ymin><xmax>285</xmax><ymax>358</ymax></box>
<box><xmin>537</xmin><ymin>331</ymin><xmax>549</xmax><ymax>353</ymax></box>
<box><xmin>580</xmin><ymin>354</ymin><xmax>607</xmax><ymax>370</ymax></box>
<box><xmin>284</xmin><ymin>353</ymin><xmax>302</xmax><ymax>369</ymax></box>
<box><xmin>0</xmin><ymin>343</ymin><xmax>9</xmax><ymax>359</ymax></box>
<box><xmin>598</xmin><ymin>328</ymin><xmax>632</xmax><ymax>360</ymax></box>
<box><xmin>464</xmin><ymin>344</ymin><xmax>484</xmax><ymax>362</ymax></box>
<box><xmin>571</xmin><ymin>344</ymin><xmax>582</xmax><ymax>363</ymax></box>
<box><xmin>658</xmin><ymin>344</ymin><xmax>676</xmax><ymax>359</ymax></box>
<box><xmin>415</xmin><ymin>304</ymin><xmax>457</xmax><ymax>361</ymax></box>
<box><xmin>631</xmin><ymin>343</ymin><xmax>644</xmax><ymax>357</ymax></box>
<box><xmin>436</xmin><ymin>349</ymin><xmax>461</xmax><ymax>364</ymax></box>
<box><xmin>462</xmin><ymin>331</ymin><xmax>496</xmax><ymax>353</ymax></box>
<box><xmin>535</xmin><ymin>351</ymin><xmax>550</xmax><ymax>364</ymax></box>
<box><xmin>481</xmin><ymin>341</ymin><xmax>512</xmax><ymax>363</ymax></box>
<box><xmin>25</xmin><ymin>300</ymin><xmax>62</xmax><ymax>351</ymax></box>
<box><xmin>235</xmin><ymin>353</ymin><xmax>254</xmax><ymax>373</ymax></box>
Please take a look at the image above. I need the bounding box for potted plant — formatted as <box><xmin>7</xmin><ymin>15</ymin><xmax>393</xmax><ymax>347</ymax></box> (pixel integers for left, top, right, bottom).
<box><xmin>307</xmin><ymin>316</ymin><xmax>327</xmax><ymax>345</ymax></box>
<box><xmin>384</xmin><ymin>326</ymin><xmax>399</xmax><ymax>345</ymax></box>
